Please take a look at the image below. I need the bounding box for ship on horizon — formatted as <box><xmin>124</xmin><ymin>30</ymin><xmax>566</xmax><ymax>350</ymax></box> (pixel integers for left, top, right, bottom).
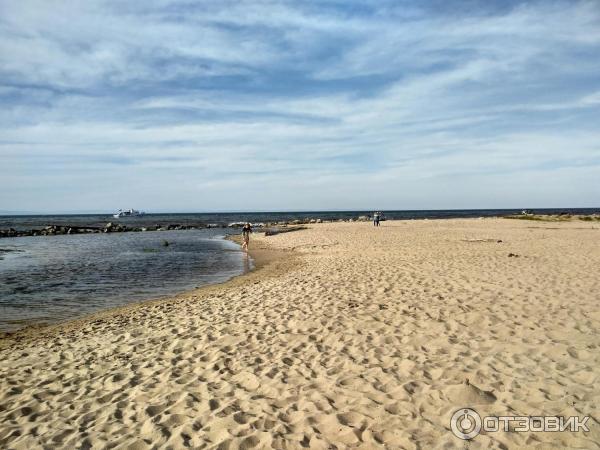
<box><xmin>113</xmin><ymin>208</ymin><xmax>145</xmax><ymax>219</ymax></box>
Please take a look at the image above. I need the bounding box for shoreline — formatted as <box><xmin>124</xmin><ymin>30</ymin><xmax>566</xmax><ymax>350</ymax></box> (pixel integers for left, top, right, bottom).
<box><xmin>0</xmin><ymin>233</ymin><xmax>299</xmax><ymax>347</ymax></box>
<box><xmin>2</xmin><ymin>210</ymin><xmax>599</xmax><ymax>239</ymax></box>
<box><xmin>2</xmin><ymin>215</ymin><xmax>598</xmax><ymax>342</ymax></box>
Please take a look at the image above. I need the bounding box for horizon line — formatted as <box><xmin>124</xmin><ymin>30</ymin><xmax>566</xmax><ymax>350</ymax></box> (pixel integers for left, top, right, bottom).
<box><xmin>2</xmin><ymin>206</ymin><xmax>599</xmax><ymax>216</ymax></box>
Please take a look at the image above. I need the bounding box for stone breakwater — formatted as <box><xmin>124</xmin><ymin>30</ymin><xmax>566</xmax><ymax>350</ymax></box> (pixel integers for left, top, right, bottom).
<box><xmin>252</xmin><ymin>215</ymin><xmax>373</xmax><ymax>227</ymax></box>
<box><xmin>0</xmin><ymin>222</ymin><xmax>203</xmax><ymax>238</ymax></box>
<box><xmin>0</xmin><ymin>216</ymin><xmax>376</xmax><ymax>239</ymax></box>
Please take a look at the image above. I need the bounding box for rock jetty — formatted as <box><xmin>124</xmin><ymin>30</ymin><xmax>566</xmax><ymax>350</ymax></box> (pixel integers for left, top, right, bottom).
<box><xmin>0</xmin><ymin>216</ymin><xmax>378</xmax><ymax>239</ymax></box>
<box><xmin>0</xmin><ymin>223</ymin><xmax>203</xmax><ymax>239</ymax></box>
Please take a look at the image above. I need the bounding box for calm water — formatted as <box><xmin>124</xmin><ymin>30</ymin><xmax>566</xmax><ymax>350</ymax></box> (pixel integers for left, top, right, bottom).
<box><xmin>1</xmin><ymin>208</ymin><xmax>598</xmax><ymax>333</ymax></box>
<box><xmin>0</xmin><ymin>229</ymin><xmax>250</xmax><ymax>332</ymax></box>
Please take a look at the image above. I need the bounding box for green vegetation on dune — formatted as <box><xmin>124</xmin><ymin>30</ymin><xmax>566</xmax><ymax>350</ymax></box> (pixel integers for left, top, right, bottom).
<box><xmin>504</xmin><ymin>214</ymin><xmax>600</xmax><ymax>222</ymax></box>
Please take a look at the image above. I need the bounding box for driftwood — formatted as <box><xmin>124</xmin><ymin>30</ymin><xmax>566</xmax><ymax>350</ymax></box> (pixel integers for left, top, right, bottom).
<box><xmin>461</xmin><ymin>238</ymin><xmax>503</xmax><ymax>243</ymax></box>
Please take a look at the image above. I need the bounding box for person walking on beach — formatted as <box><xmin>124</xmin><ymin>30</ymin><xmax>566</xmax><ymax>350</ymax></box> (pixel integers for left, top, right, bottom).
<box><xmin>241</xmin><ymin>222</ymin><xmax>252</xmax><ymax>251</ymax></box>
<box><xmin>373</xmin><ymin>212</ymin><xmax>380</xmax><ymax>227</ymax></box>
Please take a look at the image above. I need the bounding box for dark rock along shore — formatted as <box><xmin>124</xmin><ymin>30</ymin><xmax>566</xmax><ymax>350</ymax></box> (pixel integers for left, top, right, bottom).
<box><xmin>0</xmin><ymin>216</ymin><xmax>375</xmax><ymax>239</ymax></box>
<box><xmin>3</xmin><ymin>213</ymin><xmax>600</xmax><ymax>239</ymax></box>
<box><xmin>0</xmin><ymin>222</ymin><xmax>201</xmax><ymax>239</ymax></box>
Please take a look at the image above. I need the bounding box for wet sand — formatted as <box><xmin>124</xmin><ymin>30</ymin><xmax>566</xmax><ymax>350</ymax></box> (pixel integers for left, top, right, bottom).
<box><xmin>1</xmin><ymin>219</ymin><xmax>599</xmax><ymax>449</ymax></box>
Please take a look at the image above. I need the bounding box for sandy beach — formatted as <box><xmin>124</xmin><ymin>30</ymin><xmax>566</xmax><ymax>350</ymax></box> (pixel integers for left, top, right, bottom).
<box><xmin>1</xmin><ymin>218</ymin><xmax>599</xmax><ymax>449</ymax></box>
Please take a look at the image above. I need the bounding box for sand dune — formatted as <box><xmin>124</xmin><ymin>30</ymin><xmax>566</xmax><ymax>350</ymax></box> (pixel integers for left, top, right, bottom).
<box><xmin>1</xmin><ymin>219</ymin><xmax>599</xmax><ymax>449</ymax></box>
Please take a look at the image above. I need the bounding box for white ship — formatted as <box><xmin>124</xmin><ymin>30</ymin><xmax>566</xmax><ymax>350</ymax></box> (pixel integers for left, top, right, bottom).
<box><xmin>113</xmin><ymin>208</ymin><xmax>145</xmax><ymax>218</ymax></box>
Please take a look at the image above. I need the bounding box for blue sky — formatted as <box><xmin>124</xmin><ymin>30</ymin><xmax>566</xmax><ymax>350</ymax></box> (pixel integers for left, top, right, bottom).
<box><xmin>1</xmin><ymin>0</ymin><xmax>599</xmax><ymax>213</ymax></box>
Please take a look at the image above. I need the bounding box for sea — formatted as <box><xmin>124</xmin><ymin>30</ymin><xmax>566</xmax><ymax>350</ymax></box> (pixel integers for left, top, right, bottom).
<box><xmin>1</xmin><ymin>208</ymin><xmax>598</xmax><ymax>332</ymax></box>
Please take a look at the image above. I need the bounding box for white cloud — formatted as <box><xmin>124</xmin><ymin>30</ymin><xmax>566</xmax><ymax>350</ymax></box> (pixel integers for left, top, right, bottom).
<box><xmin>1</xmin><ymin>0</ymin><xmax>599</xmax><ymax>212</ymax></box>
<box><xmin>581</xmin><ymin>91</ymin><xmax>600</xmax><ymax>105</ymax></box>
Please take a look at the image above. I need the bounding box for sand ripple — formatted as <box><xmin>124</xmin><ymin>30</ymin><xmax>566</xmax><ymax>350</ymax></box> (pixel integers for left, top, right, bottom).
<box><xmin>1</xmin><ymin>219</ymin><xmax>599</xmax><ymax>449</ymax></box>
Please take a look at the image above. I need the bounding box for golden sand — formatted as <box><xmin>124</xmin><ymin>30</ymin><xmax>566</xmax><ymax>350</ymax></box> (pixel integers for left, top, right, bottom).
<box><xmin>1</xmin><ymin>219</ymin><xmax>599</xmax><ymax>449</ymax></box>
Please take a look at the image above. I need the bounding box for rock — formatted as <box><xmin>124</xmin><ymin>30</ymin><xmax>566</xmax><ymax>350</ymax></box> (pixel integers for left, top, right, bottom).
<box><xmin>104</xmin><ymin>222</ymin><xmax>121</xmax><ymax>233</ymax></box>
<box><xmin>43</xmin><ymin>225</ymin><xmax>62</xmax><ymax>235</ymax></box>
<box><xmin>508</xmin><ymin>253</ymin><xmax>519</xmax><ymax>258</ymax></box>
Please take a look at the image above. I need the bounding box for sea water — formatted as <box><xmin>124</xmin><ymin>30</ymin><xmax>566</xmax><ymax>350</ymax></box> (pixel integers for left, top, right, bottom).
<box><xmin>0</xmin><ymin>229</ymin><xmax>249</xmax><ymax>332</ymax></box>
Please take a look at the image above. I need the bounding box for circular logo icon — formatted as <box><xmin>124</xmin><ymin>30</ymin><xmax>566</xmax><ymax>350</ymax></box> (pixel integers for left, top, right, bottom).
<box><xmin>450</xmin><ymin>408</ymin><xmax>482</xmax><ymax>440</ymax></box>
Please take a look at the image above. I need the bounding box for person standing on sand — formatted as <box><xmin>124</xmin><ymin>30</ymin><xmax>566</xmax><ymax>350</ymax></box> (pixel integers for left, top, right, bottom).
<box><xmin>241</xmin><ymin>222</ymin><xmax>252</xmax><ymax>251</ymax></box>
<box><xmin>373</xmin><ymin>212</ymin><xmax>380</xmax><ymax>227</ymax></box>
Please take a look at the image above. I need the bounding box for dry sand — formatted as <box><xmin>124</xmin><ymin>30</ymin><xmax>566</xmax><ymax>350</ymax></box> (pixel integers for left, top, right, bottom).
<box><xmin>1</xmin><ymin>218</ymin><xmax>599</xmax><ymax>449</ymax></box>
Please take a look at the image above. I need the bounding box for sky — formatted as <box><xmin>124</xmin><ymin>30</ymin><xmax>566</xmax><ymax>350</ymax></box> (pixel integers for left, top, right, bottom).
<box><xmin>1</xmin><ymin>0</ymin><xmax>599</xmax><ymax>213</ymax></box>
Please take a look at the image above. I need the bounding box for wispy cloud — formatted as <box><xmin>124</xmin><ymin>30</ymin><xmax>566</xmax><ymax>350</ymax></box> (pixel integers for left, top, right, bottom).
<box><xmin>1</xmin><ymin>0</ymin><xmax>599</xmax><ymax>212</ymax></box>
